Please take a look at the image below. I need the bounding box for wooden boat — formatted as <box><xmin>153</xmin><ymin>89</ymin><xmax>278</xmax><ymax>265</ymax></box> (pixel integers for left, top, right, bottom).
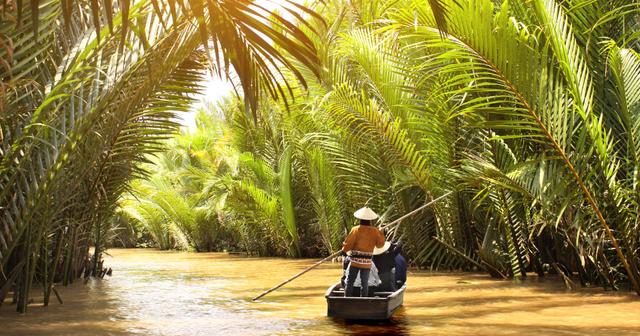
<box><xmin>324</xmin><ymin>282</ymin><xmax>406</xmax><ymax>320</ymax></box>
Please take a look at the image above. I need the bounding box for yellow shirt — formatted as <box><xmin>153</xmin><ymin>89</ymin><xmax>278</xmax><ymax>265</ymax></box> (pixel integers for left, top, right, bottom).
<box><xmin>341</xmin><ymin>225</ymin><xmax>385</xmax><ymax>269</ymax></box>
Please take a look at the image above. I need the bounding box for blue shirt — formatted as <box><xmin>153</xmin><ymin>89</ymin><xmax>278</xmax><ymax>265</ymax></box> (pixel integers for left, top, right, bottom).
<box><xmin>394</xmin><ymin>254</ymin><xmax>407</xmax><ymax>284</ymax></box>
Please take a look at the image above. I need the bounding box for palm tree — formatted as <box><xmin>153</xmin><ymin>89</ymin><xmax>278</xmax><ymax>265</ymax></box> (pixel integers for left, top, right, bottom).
<box><xmin>385</xmin><ymin>0</ymin><xmax>640</xmax><ymax>292</ymax></box>
<box><xmin>0</xmin><ymin>0</ymin><xmax>321</xmax><ymax>312</ymax></box>
<box><xmin>304</xmin><ymin>0</ymin><xmax>640</xmax><ymax>293</ymax></box>
<box><xmin>149</xmin><ymin>0</ymin><xmax>640</xmax><ymax>296</ymax></box>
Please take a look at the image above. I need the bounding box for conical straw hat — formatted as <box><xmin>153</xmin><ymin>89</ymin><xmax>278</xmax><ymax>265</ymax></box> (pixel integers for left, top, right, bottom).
<box><xmin>373</xmin><ymin>241</ymin><xmax>391</xmax><ymax>255</ymax></box>
<box><xmin>353</xmin><ymin>207</ymin><xmax>379</xmax><ymax>220</ymax></box>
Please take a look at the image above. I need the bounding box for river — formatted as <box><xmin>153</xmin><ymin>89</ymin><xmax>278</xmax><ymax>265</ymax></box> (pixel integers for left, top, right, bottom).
<box><xmin>1</xmin><ymin>248</ymin><xmax>639</xmax><ymax>335</ymax></box>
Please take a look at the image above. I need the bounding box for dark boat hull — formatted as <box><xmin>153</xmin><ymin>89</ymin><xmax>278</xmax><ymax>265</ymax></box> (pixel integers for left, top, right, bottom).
<box><xmin>325</xmin><ymin>282</ymin><xmax>406</xmax><ymax>320</ymax></box>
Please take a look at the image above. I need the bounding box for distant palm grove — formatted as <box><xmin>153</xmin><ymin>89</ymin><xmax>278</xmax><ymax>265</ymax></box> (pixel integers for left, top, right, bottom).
<box><xmin>2</xmin><ymin>0</ymin><xmax>640</xmax><ymax>313</ymax></box>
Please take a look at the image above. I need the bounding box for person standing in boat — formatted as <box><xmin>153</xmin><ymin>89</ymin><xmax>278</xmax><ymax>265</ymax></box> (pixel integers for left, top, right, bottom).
<box><xmin>341</xmin><ymin>206</ymin><xmax>386</xmax><ymax>297</ymax></box>
<box><xmin>340</xmin><ymin>254</ymin><xmax>382</xmax><ymax>290</ymax></box>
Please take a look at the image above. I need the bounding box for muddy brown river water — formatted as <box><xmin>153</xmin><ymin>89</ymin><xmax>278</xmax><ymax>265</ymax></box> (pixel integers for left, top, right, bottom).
<box><xmin>1</xmin><ymin>248</ymin><xmax>640</xmax><ymax>335</ymax></box>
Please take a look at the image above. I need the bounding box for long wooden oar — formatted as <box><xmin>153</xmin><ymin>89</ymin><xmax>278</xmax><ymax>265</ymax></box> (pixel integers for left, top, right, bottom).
<box><xmin>252</xmin><ymin>250</ymin><xmax>343</xmax><ymax>301</ymax></box>
<box><xmin>251</xmin><ymin>191</ymin><xmax>453</xmax><ymax>301</ymax></box>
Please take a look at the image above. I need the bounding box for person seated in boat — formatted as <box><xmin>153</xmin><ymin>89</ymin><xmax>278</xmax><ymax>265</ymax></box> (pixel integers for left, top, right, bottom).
<box><xmin>394</xmin><ymin>243</ymin><xmax>407</xmax><ymax>288</ymax></box>
<box><xmin>372</xmin><ymin>241</ymin><xmax>400</xmax><ymax>292</ymax></box>
<box><xmin>341</xmin><ymin>206</ymin><xmax>386</xmax><ymax>297</ymax></box>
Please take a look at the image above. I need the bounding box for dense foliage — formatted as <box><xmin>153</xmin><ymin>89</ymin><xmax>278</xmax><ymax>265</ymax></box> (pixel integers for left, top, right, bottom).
<box><xmin>0</xmin><ymin>0</ymin><xmax>319</xmax><ymax>312</ymax></box>
<box><xmin>3</xmin><ymin>0</ymin><xmax>640</xmax><ymax>314</ymax></box>
<box><xmin>123</xmin><ymin>0</ymin><xmax>640</xmax><ymax>297</ymax></box>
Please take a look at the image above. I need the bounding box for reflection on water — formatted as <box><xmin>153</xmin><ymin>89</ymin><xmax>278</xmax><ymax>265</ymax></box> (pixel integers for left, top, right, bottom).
<box><xmin>1</xmin><ymin>248</ymin><xmax>640</xmax><ymax>335</ymax></box>
<box><xmin>332</xmin><ymin>310</ymin><xmax>411</xmax><ymax>336</ymax></box>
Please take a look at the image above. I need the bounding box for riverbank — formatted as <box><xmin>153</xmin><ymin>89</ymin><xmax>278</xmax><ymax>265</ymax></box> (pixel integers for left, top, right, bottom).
<box><xmin>1</xmin><ymin>248</ymin><xmax>639</xmax><ymax>335</ymax></box>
